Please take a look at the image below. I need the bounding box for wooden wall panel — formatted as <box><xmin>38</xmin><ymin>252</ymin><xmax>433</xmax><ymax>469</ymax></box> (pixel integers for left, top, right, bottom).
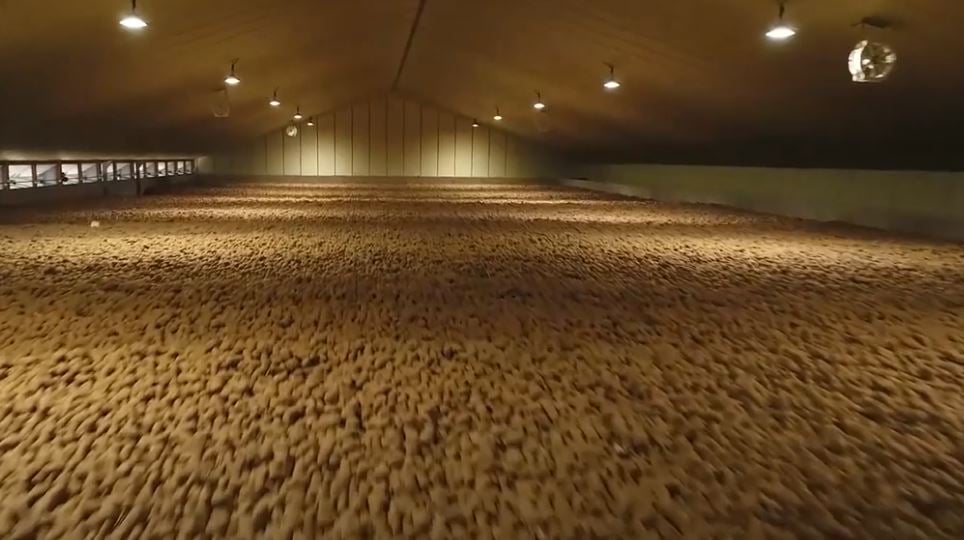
<box><xmin>301</xmin><ymin>123</ymin><xmax>318</xmax><ymax>176</ymax></box>
<box><xmin>369</xmin><ymin>97</ymin><xmax>387</xmax><ymax>176</ymax></box>
<box><xmin>317</xmin><ymin>113</ymin><xmax>335</xmax><ymax>175</ymax></box>
<box><xmin>472</xmin><ymin>126</ymin><xmax>489</xmax><ymax>177</ymax></box>
<box><xmin>403</xmin><ymin>101</ymin><xmax>421</xmax><ymax>177</ymax></box>
<box><xmin>334</xmin><ymin>108</ymin><xmax>352</xmax><ymax>175</ymax></box>
<box><xmin>437</xmin><ymin>111</ymin><xmax>456</xmax><ymax>177</ymax></box>
<box><xmin>455</xmin><ymin>117</ymin><xmax>473</xmax><ymax>177</ymax></box>
<box><xmin>386</xmin><ymin>97</ymin><xmax>405</xmax><ymax>176</ymax></box>
<box><xmin>489</xmin><ymin>130</ymin><xmax>506</xmax><ymax>177</ymax></box>
<box><xmin>352</xmin><ymin>102</ymin><xmax>370</xmax><ymax>176</ymax></box>
<box><xmin>266</xmin><ymin>132</ymin><xmax>284</xmax><ymax>175</ymax></box>
<box><xmin>421</xmin><ymin>107</ymin><xmax>439</xmax><ymax>177</ymax></box>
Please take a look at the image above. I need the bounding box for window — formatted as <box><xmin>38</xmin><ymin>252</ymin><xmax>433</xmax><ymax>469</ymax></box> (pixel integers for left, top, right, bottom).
<box><xmin>60</xmin><ymin>163</ymin><xmax>81</xmax><ymax>185</ymax></box>
<box><xmin>8</xmin><ymin>165</ymin><xmax>34</xmax><ymax>189</ymax></box>
<box><xmin>117</xmin><ymin>162</ymin><xmax>133</xmax><ymax>180</ymax></box>
<box><xmin>81</xmin><ymin>163</ymin><xmax>99</xmax><ymax>182</ymax></box>
<box><xmin>36</xmin><ymin>164</ymin><xmax>59</xmax><ymax>186</ymax></box>
<box><xmin>102</xmin><ymin>162</ymin><xmax>115</xmax><ymax>181</ymax></box>
<box><xmin>0</xmin><ymin>157</ymin><xmax>193</xmax><ymax>191</ymax></box>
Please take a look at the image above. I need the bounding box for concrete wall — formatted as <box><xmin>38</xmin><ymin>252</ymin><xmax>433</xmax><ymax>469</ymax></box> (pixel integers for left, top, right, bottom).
<box><xmin>575</xmin><ymin>164</ymin><xmax>964</xmax><ymax>241</ymax></box>
<box><xmin>0</xmin><ymin>175</ymin><xmax>197</xmax><ymax>207</ymax></box>
<box><xmin>210</xmin><ymin>94</ymin><xmax>567</xmax><ymax>179</ymax></box>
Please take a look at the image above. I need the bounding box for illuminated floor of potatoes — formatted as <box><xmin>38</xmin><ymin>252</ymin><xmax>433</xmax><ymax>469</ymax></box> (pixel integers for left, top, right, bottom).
<box><xmin>0</xmin><ymin>180</ymin><xmax>963</xmax><ymax>539</ymax></box>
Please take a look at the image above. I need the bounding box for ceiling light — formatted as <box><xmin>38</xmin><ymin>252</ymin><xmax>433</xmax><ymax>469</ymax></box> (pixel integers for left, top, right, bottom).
<box><xmin>766</xmin><ymin>3</ymin><xmax>796</xmax><ymax>40</ymax></box>
<box><xmin>269</xmin><ymin>89</ymin><xmax>281</xmax><ymax>107</ymax></box>
<box><xmin>472</xmin><ymin>119</ymin><xmax>480</xmax><ymax>128</ymax></box>
<box><xmin>493</xmin><ymin>107</ymin><xmax>503</xmax><ymax>121</ymax></box>
<box><xmin>533</xmin><ymin>92</ymin><xmax>546</xmax><ymax>111</ymax></box>
<box><xmin>119</xmin><ymin>0</ymin><xmax>147</xmax><ymax>29</ymax></box>
<box><xmin>603</xmin><ymin>63</ymin><xmax>621</xmax><ymax>90</ymax></box>
<box><xmin>224</xmin><ymin>59</ymin><xmax>241</xmax><ymax>86</ymax></box>
<box><xmin>293</xmin><ymin>107</ymin><xmax>303</xmax><ymax>121</ymax></box>
<box><xmin>306</xmin><ymin>117</ymin><xmax>315</xmax><ymax>127</ymax></box>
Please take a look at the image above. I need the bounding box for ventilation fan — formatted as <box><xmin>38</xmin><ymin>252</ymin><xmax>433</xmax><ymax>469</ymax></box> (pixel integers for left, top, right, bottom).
<box><xmin>211</xmin><ymin>88</ymin><xmax>231</xmax><ymax>118</ymax></box>
<box><xmin>848</xmin><ymin>40</ymin><xmax>897</xmax><ymax>83</ymax></box>
<box><xmin>848</xmin><ymin>17</ymin><xmax>897</xmax><ymax>83</ymax></box>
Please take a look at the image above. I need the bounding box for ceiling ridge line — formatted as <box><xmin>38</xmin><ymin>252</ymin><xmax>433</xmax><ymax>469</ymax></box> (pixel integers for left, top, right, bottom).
<box><xmin>392</xmin><ymin>0</ymin><xmax>428</xmax><ymax>91</ymax></box>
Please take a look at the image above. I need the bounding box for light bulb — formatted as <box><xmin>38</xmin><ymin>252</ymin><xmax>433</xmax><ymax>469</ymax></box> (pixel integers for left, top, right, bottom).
<box><xmin>224</xmin><ymin>59</ymin><xmax>240</xmax><ymax>86</ymax></box>
<box><xmin>120</xmin><ymin>0</ymin><xmax>147</xmax><ymax>29</ymax></box>
<box><xmin>120</xmin><ymin>15</ymin><xmax>148</xmax><ymax>29</ymax></box>
<box><xmin>533</xmin><ymin>101</ymin><xmax>546</xmax><ymax>110</ymax></box>
<box><xmin>269</xmin><ymin>99</ymin><xmax>281</xmax><ymax>107</ymax></box>
<box><xmin>493</xmin><ymin>114</ymin><xmax>503</xmax><ymax>121</ymax></box>
<box><xmin>603</xmin><ymin>63</ymin><xmax>621</xmax><ymax>90</ymax></box>
<box><xmin>766</xmin><ymin>25</ymin><xmax>796</xmax><ymax>40</ymax></box>
<box><xmin>766</xmin><ymin>3</ymin><xmax>796</xmax><ymax>40</ymax></box>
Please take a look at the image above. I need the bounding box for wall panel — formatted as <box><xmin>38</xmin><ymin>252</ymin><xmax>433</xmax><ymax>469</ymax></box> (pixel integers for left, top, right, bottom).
<box><xmin>334</xmin><ymin>109</ymin><xmax>352</xmax><ymax>175</ymax></box>
<box><xmin>506</xmin><ymin>135</ymin><xmax>522</xmax><ymax>178</ymax></box>
<box><xmin>283</xmin><ymin>130</ymin><xmax>301</xmax><ymax>175</ymax></box>
<box><xmin>421</xmin><ymin>107</ymin><xmax>439</xmax><ymax>177</ymax></box>
<box><xmin>252</xmin><ymin>138</ymin><xmax>266</xmax><ymax>175</ymax></box>
<box><xmin>437</xmin><ymin>111</ymin><xmax>456</xmax><ymax>177</ymax></box>
<box><xmin>220</xmin><ymin>94</ymin><xmax>563</xmax><ymax>179</ymax></box>
<box><xmin>489</xmin><ymin>130</ymin><xmax>506</xmax><ymax>177</ymax></box>
<box><xmin>404</xmin><ymin>101</ymin><xmax>421</xmax><ymax>177</ymax></box>
<box><xmin>472</xmin><ymin>126</ymin><xmax>489</xmax><ymax>178</ymax></box>
<box><xmin>455</xmin><ymin>117</ymin><xmax>473</xmax><ymax>177</ymax></box>
<box><xmin>301</xmin><ymin>123</ymin><xmax>318</xmax><ymax>176</ymax></box>
<box><xmin>369</xmin><ymin>97</ymin><xmax>387</xmax><ymax>176</ymax></box>
<box><xmin>317</xmin><ymin>113</ymin><xmax>335</xmax><ymax>176</ymax></box>
<box><xmin>266</xmin><ymin>131</ymin><xmax>284</xmax><ymax>175</ymax></box>
<box><xmin>387</xmin><ymin>97</ymin><xmax>405</xmax><ymax>176</ymax></box>
<box><xmin>352</xmin><ymin>103</ymin><xmax>370</xmax><ymax>176</ymax></box>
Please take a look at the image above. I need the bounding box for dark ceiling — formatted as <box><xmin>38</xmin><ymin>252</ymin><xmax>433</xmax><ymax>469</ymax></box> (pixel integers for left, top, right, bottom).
<box><xmin>1</xmin><ymin>0</ymin><xmax>962</xmax><ymax>169</ymax></box>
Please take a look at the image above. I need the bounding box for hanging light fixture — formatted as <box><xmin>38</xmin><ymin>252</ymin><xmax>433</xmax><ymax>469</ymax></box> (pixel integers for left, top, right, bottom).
<box><xmin>293</xmin><ymin>106</ymin><xmax>303</xmax><ymax>121</ymax></box>
<box><xmin>269</xmin><ymin>89</ymin><xmax>281</xmax><ymax>107</ymax></box>
<box><xmin>306</xmin><ymin>117</ymin><xmax>315</xmax><ymax>127</ymax></box>
<box><xmin>766</xmin><ymin>2</ymin><xmax>796</xmax><ymax>40</ymax></box>
<box><xmin>119</xmin><ymin>0</ymin><xmax>148</xmax><ymax>30</ymax></box>
<box><xmin>472</xmin><ymin>119</ymin><xmax>480</xmax><ymax>128</ymax></box>
<box><xmin>224</xmin><ymin>59</ymin><xmax>241</xmax><ymax>86</ymax></box>
<box><xmin>848</xmin><ymin>18</ymin><xmax>897</xmax><ymax>83</ymax></box>
<box><xmin>603</xmin><ymin>63</ymin><xmax>621</xmax><ymax>90</ymax></box>
<box><xmin>493</xmin><ymin>107</ymin><xmax>503</xmax><ymax>121</ymax></box>
<box><xmin>533</xmin><ymin>92</ymin><xmax>546</xmax><ymax>111</ymax></box>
